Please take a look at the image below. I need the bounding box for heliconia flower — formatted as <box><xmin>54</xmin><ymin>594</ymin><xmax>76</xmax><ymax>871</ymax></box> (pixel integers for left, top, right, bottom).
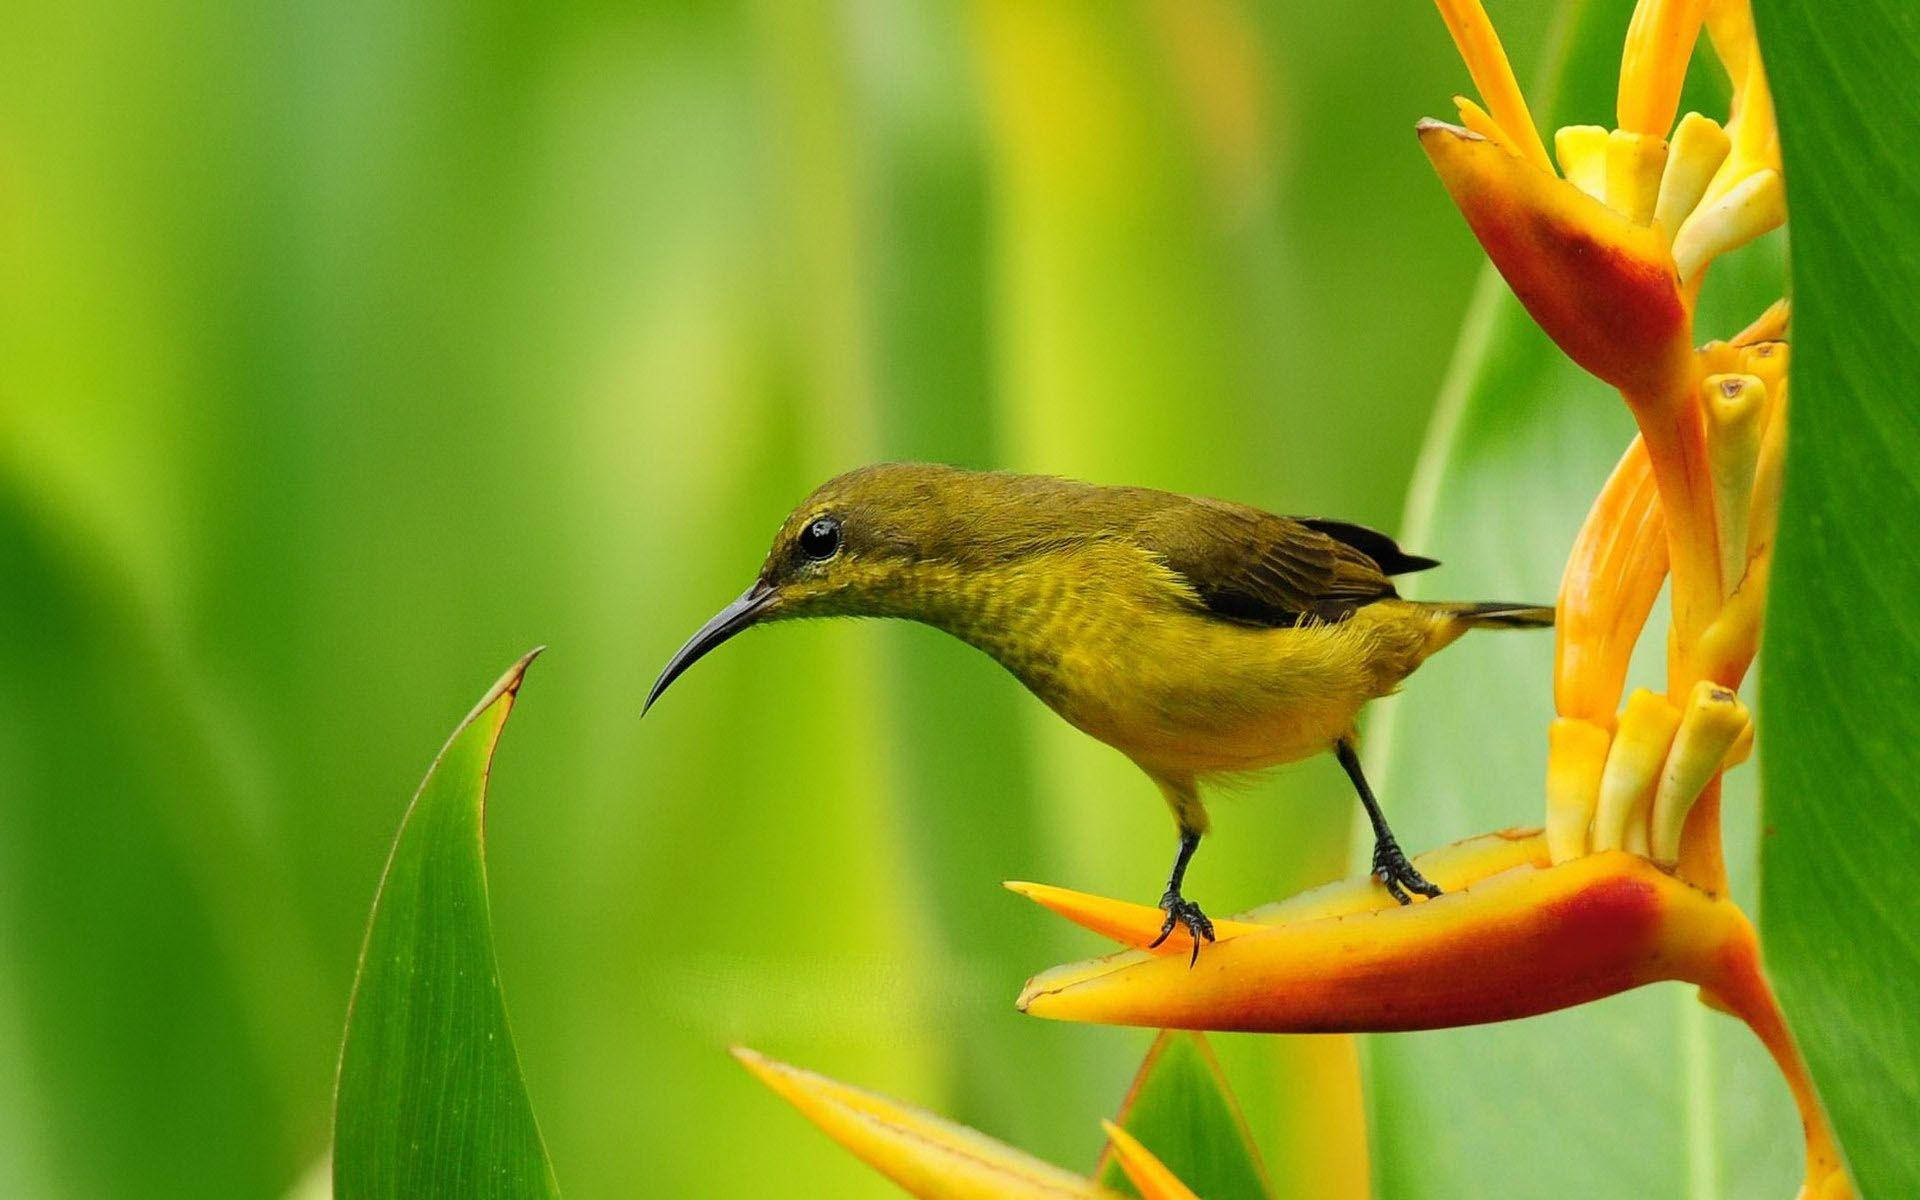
<box><xmin>731</xmin><ymin>1047</ymin><xmax>1216</xmax><ymax>1200</ymax></box>
<box><xmin>1011</xmin><ymin>835</ymin><xmax>1846</xmax><ymax>1199</ymax></box>
<box><xmin>1423</xmin><ymin>0</ymin><xmax>1785</xmax><ymax>690</ymax></box>
<box><xmin>1012</xmin><ymin>3</ymin><xmax>1843</xmax><ymax>1195</ymax></box>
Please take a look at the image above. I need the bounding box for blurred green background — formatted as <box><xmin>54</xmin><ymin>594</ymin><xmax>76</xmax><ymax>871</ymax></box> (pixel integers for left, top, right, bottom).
<box><xmin>0</xmin><ymin>2</ymin><xmax>1574</xmax><ymax>1195</ymax></box>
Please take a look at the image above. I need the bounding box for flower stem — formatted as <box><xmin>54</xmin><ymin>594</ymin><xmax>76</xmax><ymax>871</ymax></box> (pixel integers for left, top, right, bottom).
<box><xmin>1704</xmin><ymin>914</ymin><xmax>1853</xmax><ymax>1199</ymax></box>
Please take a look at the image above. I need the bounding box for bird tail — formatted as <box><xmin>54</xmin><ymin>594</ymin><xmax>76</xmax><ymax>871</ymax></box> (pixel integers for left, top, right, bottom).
<box><xmin>1411</xmin><ymin>601</ymin><xmax>1555</xmax><ymax>659</ymax></box>
<box><xmin>1432</xmin><ymin>601</ymin><xmax>1557</xmax><ymax>630</ymax></box>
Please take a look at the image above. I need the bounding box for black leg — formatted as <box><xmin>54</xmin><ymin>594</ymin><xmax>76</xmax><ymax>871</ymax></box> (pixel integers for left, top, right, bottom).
<box><xmin>1335</xmin><ymin>737</ymin><xmax>1442</xmax><ymax>905</ymax></box>
<box><xmin>1147</xmin><ymin>826</ymin><xmax>1215</xmax><ymax>966</ymax></box>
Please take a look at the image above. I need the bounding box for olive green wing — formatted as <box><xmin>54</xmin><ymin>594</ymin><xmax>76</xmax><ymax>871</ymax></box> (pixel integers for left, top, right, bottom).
<box><xmin>1136</xmin><ymin>499</ymin><xmax>1436</xmax><ymax>627</ymax></box>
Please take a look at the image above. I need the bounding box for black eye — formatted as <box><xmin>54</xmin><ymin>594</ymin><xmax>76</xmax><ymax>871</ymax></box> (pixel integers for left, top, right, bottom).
<box><xmin>798</xmin><ymin>515</ymin><xmax>842</xmax><ymax>561</ymax></box>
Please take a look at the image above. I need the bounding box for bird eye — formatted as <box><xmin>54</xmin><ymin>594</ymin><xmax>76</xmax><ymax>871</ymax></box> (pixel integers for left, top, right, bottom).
<box><xmin>798</xmin><ymin>515</ymin><xmax>842</xmax><ymax>561</ymax></box>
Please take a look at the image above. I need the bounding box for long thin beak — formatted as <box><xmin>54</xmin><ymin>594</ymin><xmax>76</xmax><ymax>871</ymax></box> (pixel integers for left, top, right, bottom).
<box><xmin>645</xmin><ymin>580</ymin><xmax>778</xmax><ymax>713</ymax></box>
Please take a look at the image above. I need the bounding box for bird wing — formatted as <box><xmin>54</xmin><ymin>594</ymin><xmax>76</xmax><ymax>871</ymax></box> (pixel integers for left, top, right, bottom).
<box><xmin>1136</xmin><ymin>499</ymin><xmax>1434</xmax><ymax>628</ymax></box>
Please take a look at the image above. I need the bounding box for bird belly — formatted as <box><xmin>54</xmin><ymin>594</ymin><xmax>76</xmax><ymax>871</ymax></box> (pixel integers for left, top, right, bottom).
<box><xmin>1029</xmin><ymin>605</ymin><xmax>1431</xmax><ymax>779</ymax></box>
<box><xmin>1079</xmin><ymin>680</ymin><xmax>1367</xmax><ymax>778</ymax></box>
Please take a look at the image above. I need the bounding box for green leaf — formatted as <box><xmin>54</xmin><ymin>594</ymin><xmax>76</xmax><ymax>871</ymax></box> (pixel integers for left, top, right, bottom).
<box><xmin>0</xmin><ymin>484</ymin><xmax>326</xmax><ymax>1199</ymax></box>
<box><xmin>1753</xmin><ymin>1</ymin><xmax>1920</xmax><ymax>1196</ymax></box>
<box><xmin>1363</xmin><ymin>2</ymin><xmax>1799</xmax><ymax>1196</ymax></box>
<box><xmin>333</xmin><ymin>651</ymin><xmax>560</xmax><ymax>1200</ymax></box>
<box><xmin>1096</xmin><ymin>1032</ymin><xmax>1272</xmax><ymax>1200</ymax></box>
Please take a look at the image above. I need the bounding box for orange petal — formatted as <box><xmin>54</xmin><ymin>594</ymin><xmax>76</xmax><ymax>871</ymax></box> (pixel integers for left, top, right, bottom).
<box><xmin>1017</xmin><ymin>852</ymin><xmax>1740</xmax><ymax>1033</ymax></box>
<box><xmin>1452</xmin><ymin>94</ymin><xmax>1511</xmax><ymax>151</ymax></box>
<box><xmin>1012</xmin><ymin>829</ymin><xmax>1547</xmax><ymax>951</ymax></box>
<box><xmin>1005</xmin><ymin>882</ymin><xmax>1269</xmax><ymax>952</ymax></box>
<box><xmin>1555</xmin><ymin>435</ymin><xmax>1669</xmax><ymax>725</ymax></box>
<box><xmin>1419</xmin><ymin>120</ymin><xmax>1693</xmax><ymax>394</ymax></box>
<box><xmin>1733</xmin><ymin>298</ymin><xmax>1789</xmax><ymax>346</ymax></box>
<box><xmin>1617</xmin><ymin>0</ymin><xmax>1710</xmax><ymax>137</ymax></box>
<box><xmin>1620</xmin><ymin>372</ymin><xmax>1723</xmax><ymax>663</ymax></box>
<box><xmin>1099</xmin><ymin>1122</ymin><xmax>1201</xmax><ymax>1200</ymax></box>
<box><xmin>731</xmin><ymin>1047</ymin><xmax>1121</xmax><ymax>1200</ymax></box>
<box><xmin>1431</xmin><ymin>0</ymin><xmax>1553</xmax><ymax>173</ymax></box>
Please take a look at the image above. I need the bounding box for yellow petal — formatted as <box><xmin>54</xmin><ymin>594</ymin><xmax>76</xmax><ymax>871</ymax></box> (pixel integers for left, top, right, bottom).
<box><xmin>1545</xmin><ymin>718</ymin><xmax>1611</xmax><ymax>863</ymax></box>
<box><xmin>731</xmin><ymin>1047</ymin><xmax>1121</xmax><ymax>1200</ymax></box>
<box><xmin>1653</xmin><ymin>112</ymin><xmax>1731</xmax><ymax>238</ymax></box>
<box><xmin>1605</xmin><ymin>129</ymin><xmax>1668</xmax><ymax>225</ymax></box>
<box><xmin>1745</xmin><ymin>367</ymin><xmax>1788</xmax><ymax>569</ymax></box>
<box><xmin>1673</xmin><ymin>167</ymin><xmax>1785</xmax><ymax>283</ymax></box>
<box><xmin>1592</xmin><ymin>689</ymin><xmax>1683</xmax><ymax>853</ymax></box>
<box><xmin>1018</xmin><ymin>852</ymin><xmax>1744</xmax><ymax>1033</ymax></box>
<box><xmin>1099</xmin><ymin>1123</ymin><xmax>1201</xmax><ymax>1200</ymax></box>
<box><xmin>1419</xmin><ymin>120</ymin><xmax>1691</xmax><ymax>394</ymax></box>
<box><xmin>1684</xmin><ymin>375</ymin><xmax>1785</xmax><ymax>694</ymax></box>
<box><xmin>1704</xmin><ymin>373</ymin><xmax>1766</xmax><ymax>592</ymax></box>
<box><xmin>1554</xmin><ymin>125</ymin><xmax>1610</xmax><ymax>200</ymax></box>
<box><xmin>1650</xmin><ymin>682</ymin><xmax>1750</xmax><ymax>866</ymax></box>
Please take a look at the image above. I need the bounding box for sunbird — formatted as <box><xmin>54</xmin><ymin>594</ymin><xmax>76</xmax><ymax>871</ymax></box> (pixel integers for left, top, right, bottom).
<box><xmin>646</xmin><ymin>464</ymin><xmax>1551</xmax><ymax>958</ymax></box>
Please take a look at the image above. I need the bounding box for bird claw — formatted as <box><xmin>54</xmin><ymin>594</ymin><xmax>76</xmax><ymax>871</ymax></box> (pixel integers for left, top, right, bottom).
<box><xmin>1149</xmin><ymin>891</ymin><xmax>1216</xmax><ymax>966</ymax></box>
<box><xmin>1372</xmin><ymin>838</ymin><xmax>1443</xmax><ymax>905</ymax></box>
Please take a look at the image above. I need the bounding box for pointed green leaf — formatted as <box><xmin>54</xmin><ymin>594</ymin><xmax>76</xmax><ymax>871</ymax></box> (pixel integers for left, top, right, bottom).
<box><xmin>1364</xmin><ymin>2</ymin><xmax>1799</xmax><ymax>1195</ymax></box>
<box><xmin>333</xmin><ymin>651</ymin><xmax>560</xmax><ymax>1199</ymax></box>
<box><xmin>1096</xmin><ymin>1032</ymin><xmax>1272</xmax><ymax>1200</ymax></box>
<box><xmin>1754</xmin><ymin>1</ymin><xmax>1920</xmax><ymax>1196</ymax></box>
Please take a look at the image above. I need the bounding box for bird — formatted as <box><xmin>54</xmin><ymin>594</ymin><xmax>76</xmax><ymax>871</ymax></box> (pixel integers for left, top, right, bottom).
<box><xmin>645</xmin><ymin>463</ymin><xmax>1552</xmax><ymax>960</ymax></box>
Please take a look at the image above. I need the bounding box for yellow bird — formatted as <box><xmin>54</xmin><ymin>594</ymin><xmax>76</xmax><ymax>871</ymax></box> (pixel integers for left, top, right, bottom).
<box><xmin>647</xmin><ymin>463</ymin><xmax>1551</xmax><ymax>958</ymax></box>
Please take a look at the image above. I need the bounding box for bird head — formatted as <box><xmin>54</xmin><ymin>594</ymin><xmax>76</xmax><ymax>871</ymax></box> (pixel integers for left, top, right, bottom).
<box><xmin>644</xmin><ymin>462</ymin><xmax>1029</xmax><ymax>711</ymax></box>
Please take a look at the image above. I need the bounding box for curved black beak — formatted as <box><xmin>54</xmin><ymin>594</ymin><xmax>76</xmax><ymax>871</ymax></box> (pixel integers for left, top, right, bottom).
<box><xmin>644</xmin><ymin>580</ymin><xmax>778</xmax><ymax>713</ymax></box>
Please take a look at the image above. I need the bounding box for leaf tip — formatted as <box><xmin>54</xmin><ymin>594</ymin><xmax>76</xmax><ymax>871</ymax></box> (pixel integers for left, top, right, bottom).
<box><xmin>460</xmin><ymin>646</ymin><xmax>545</xmax><ymax>728</ymax></box>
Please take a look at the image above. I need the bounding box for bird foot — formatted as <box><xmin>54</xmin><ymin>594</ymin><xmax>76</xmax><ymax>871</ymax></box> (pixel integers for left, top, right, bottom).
<box><xmin>1372</xmin><ymin>838</ymin><xmax>1443</xmax><ymax>905</ymax></box>
<box><xmin>1149</xmin><ymin>891</ymin><xmax>1216</xmax><ymax>966</ymax></box>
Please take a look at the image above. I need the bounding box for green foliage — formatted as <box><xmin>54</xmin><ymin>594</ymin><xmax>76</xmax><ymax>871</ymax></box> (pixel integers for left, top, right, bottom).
<box><xmin>1097</xmin><ymin>1032</ymin><xmax>1272</xmax><ymax>1200</ymax></box>
<box><xmin>334</xmin><ymin>652</ymin><xmax>559</xmax><ymax>1199</ymax></box>
<box><xmin>1753</xmin><ymin>1</ymin><xmax>1920</xmax><ymax>1196</ymax></box>
<box><xmin>1364</xmin><ymin>2</ymin><xmax>1803</xmax><ymax>1196</ymax></box>
<box><xmin>0</xmin><ymin>484</ymin><xmax>324</xmax><ymax>1198</ymax></box>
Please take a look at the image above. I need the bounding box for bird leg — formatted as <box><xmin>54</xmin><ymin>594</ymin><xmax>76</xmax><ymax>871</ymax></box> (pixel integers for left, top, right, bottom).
<box><xmin>1148</xmin><ymin>826</ymin><xmax>1216</xmax><ymax>966</ymax></box>
<box><xmin>1335</xmin><ymin>736</ymin><xmax>1443</xmax><ymax>905</ymax></box>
